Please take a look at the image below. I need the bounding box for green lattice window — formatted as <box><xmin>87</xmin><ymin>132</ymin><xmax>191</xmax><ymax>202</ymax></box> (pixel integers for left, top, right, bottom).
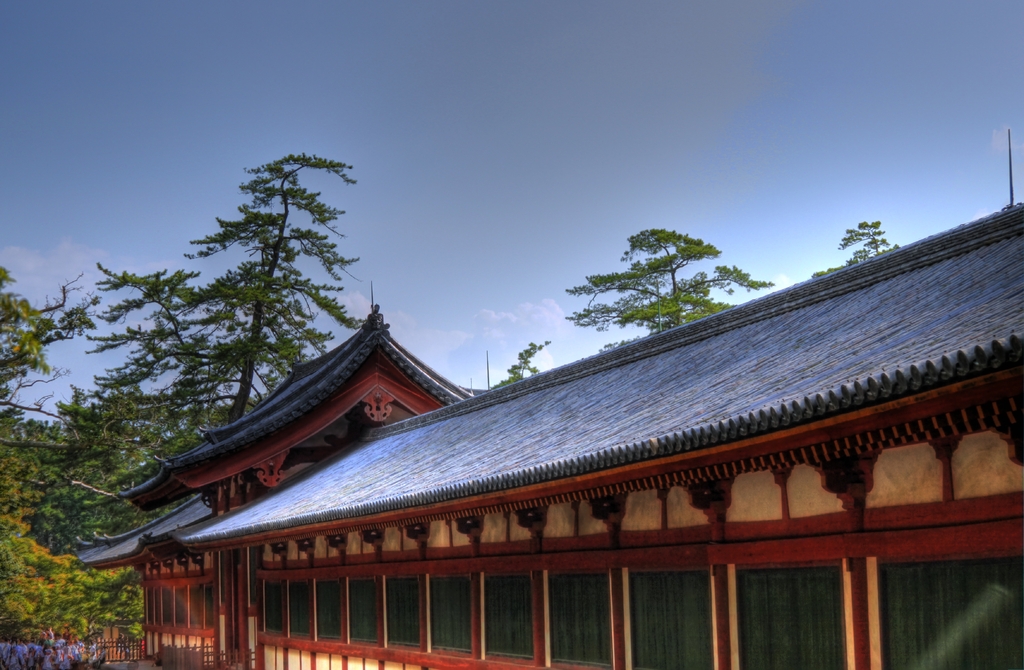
<box><xmin>316</xmin><ymin>580</ymin><xmax>342</xmax><ymax>639</ymax></box>
<box><xmin>349</xmin><ymin>578</ymin><xmax>377</xmax><ymax>643</ymax></box>
<box><xmin>387</xmin><ymin>577</ymin><xmax>420</xmax><ymax>647</ymax></box>
<box><xmin>881</xmin><ymin>558</ymin><xmax>1023</xmax><ymax>670</ymax></box>
<box><xmin>737</xmin><ymin>567</ymin><xmax>845</xmax><ymax>670</ymax></box>
<box><xmin>289</xmin><ymin>581</ymin><xmax>310</xmax><ymax>636</ymax></box>
<box><xmin>549</xmin><ymin>573</ymin><xmax>611</xmax><ymax>666</ymax></box>
<box><xmin>485</xmin><ymin>574</ymin><xmax>532</xmax><ymax>659</ymax></box>
<box><xmin>431</xmin><ymin>576</ymin><xmax>471</xmax><ymax>652</ymax></box>
<box><xmin>630</xmin><ymin>571</ymin><xmax>712</xmax><ymax>670</ymax></box>
<box><xmin>264</xmin><ymin>582</ymin><xmax>283</xmax><ymax>634</ymax></box>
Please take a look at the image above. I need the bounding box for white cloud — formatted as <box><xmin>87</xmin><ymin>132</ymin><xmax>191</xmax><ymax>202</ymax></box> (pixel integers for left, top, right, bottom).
<box><xmin>0</xmin><ymin>238</ymin><xmax>110</xmax><ymax>304</ymax></box>
<box><xmin>769</xmin><ymin>273</ymin><xmax>796</xmax><ymax>291</ymax></box>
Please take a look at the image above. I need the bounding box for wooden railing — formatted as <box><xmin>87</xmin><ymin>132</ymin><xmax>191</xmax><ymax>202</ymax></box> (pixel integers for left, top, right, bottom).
<box><xmin>162</xmin><ymin>646</ymin><xmax>254</xmax><ymax>670</ymax></box>
<box><xmin>93</xmin><ymin>638</ymin><xmax>146</xmax><ymax>662</ymax></box>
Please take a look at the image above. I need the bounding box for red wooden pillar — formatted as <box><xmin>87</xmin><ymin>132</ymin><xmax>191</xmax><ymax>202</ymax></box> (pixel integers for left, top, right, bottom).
<box><xmin>375</xmin><ymin>577</ymin><xmax>386</xmax><ymax>648</ymax></box>
<box><xmin>236</xmin><ymin>549</ymin><xmax>249</xmax><ymax>662</ymax></box>
<box><xmin>531</xmin><ymin>570</ymin><xmax>546</xmax><ymax>667</ymax></box>
<box><xmin>609</xmin><ymin>569</ymin><xmax>626</xmax><ymax>670</ymax></box>
<box><xmin>712</xmin><ymin>565</ymin><xmax>731</xmax><ymax>670</ymax></box>
<box><xmin>848</xmin><ymin>558</ymin><xmax>871</xmax><ymax>670</ymax></box>
<box><xmin>255</xmin><ymin>550</ymin><xmax>265</xmax><ymax>670</ymax></box>
<box><xmin>339</xmin><ymin>577</ymin><xmax>349</xmax><ymax>645</ymax></box>
<box><xmin>470</xmin><ymin>572</ymin><xmax>482</xmax><ymax>659</ymax></box>
<box><xmin>418</xmin><ymin>574</ymin><xmax>428</xmax><ymax>652</ymax></box>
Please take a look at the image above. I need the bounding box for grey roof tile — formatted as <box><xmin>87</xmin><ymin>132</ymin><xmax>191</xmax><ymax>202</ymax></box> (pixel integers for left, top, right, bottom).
<box><xmin>172</xmin><ymin>206</ymin><xmax>1022</xmax><ymax>543</ymax></box>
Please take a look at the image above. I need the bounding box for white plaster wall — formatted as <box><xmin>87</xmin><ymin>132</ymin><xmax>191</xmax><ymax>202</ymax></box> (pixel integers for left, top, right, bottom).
<box><xmin>666</xmin><ymin>486</ymin><xmax>707</xmax><ymax>527</ymax></box>
<box><xmin>622</xmin><ymin>489</ymin><xmax>662</xmax><ymax>531</ymax></box>
<box><xmin>402</xmin><ymin>530</ymin><xmax>418</xmax><ymax>551</ymax></box>
<box><xmin>385</xmin><ymin>662</ymin><xmax>403</xmax><ymax>670</ymax></box>
<box><xmin>383</xmin><ymin>527</ymin><xmax>402</xmax><ymax>552</ymax></box>
<box><xmin>953</xmin><ymin>431</ymin><xmax>1023</xmax><ymax>499</ymax></box>
<box><xmin>427</xmin><ymin>520</ymin><xmax>450</xmax><ymax>548</ymax></box>
<box><xmin>545</xmin><ymin>503</ymin><xmax>575</xmax><ymax>537</ymax></box>
<box><xmin>264</xmin><ymin>646</ymin><xmax>277</xmax><ymax>670</ymax></box>
<box><xmin>264</xmin><ymin>545</ymin><xmax>274</xmax><ymax>563</ymax></box>
<box><xmin>509</xmin><ymin>516</ymin><xmax>532</xmax><ymax>541</ymax></box>
<box><xmin>481</xmin><ymin>513</ymin><xmax>506</xmax><ymax>543</ymax></box>
<box><xmin>577</xmin><ymin>501</ymin><xmax>607</xmax><ymax>535</ymax></box>
<box><xmin>288</xmin><ymin>649</ymin><xmax>301</xmax><ymax>670</ymax></box>
<box><xmin>301</xmin><ymin>651</ymin><xmax>312</xmax><ymax>670</ymax></box>
<box><xmin>787</xmin><ymin>464</ymin><xmax>844</xmax><ymax>518</ymax></box>
<box><xmin>347</xmin><ymin>659</ymin><xmax>364</xmax><ymax>670</ymax></box>
<box><xmin>346</xmin><ymin>532</ymin><xmax>361</xmax><ymax>555</ymax></box>
<box><xmin>315</xmin><ymin>654</ymin><xmax>330</xmax><ymax>670</ymax></box>
<box><xmin>867</xmin><ymin>443</ymin><xmax>943</xmax><ymax>508</ymax></box>
<box><xmin>452</xmin><ymin>526</ymin><xmax>471</xmax><ymax>546</ymax></box>
<box><xmin>329</xmin><ymin>654</ymin><xmax>344</xmax><ymax>670</ymax></box>
<box><xmin>287</xmin><ymin>541</ymin><xmax>299</xmax><ymax>561</ymax></box>
<box><xmin>727</xmin><ymin>471</ymin><xmax>783</xmax><ymax>522</ymax></box>
<box><xmin>314</xmin><ymin>536</ymin><xmax>327</xmax><ymax>558</ymax></box>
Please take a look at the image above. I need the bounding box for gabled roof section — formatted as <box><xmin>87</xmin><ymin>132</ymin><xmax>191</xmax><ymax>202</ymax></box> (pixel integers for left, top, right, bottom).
<box><xmin>120</xmin><ymin>308</ymin><xmax>472</xmax><ymax>501</ymax></box>
<box><xmin>77</xmin><ymin>496</ymin><xmax>211</xmax><ymax>567</ymax></box>
<box><xmin>178</xmin><ymin>206</ymin><xmax>1024</xmax><ymax>545</ymax></box>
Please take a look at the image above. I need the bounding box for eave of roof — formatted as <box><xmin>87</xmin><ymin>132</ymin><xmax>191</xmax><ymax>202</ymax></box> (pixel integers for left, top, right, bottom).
<box><xmin>77</xmin><ymin>496</ymin><xmax>211</xmax><ymax>567</ymax></box>
<box><xmin>175</xmin><ymin>206</ymin><xmax>1024</xmax><ymax>545</ymax></box>
<box><xmin>120</xmin><ymin>317</ymin><xmax>473</xmax><ymax>501</ymax></box>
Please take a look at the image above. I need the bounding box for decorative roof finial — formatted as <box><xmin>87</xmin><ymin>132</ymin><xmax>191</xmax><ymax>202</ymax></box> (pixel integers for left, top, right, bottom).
<box><xmin>363</xmin><ymin>302</ymin><xmax>390</xmax><ymax>331</ymax></box>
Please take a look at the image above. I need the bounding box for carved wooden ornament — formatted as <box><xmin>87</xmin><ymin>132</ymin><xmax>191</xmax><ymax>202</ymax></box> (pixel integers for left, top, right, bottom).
<box><xmin>362</xmin><ymin>388</ymin><xmax>395</xmax><ymax>424</ymax></box>
<box><xmin>254</xmin><ymin>451</ymin><xmax>289</xmax><ymax>488</ymax></box>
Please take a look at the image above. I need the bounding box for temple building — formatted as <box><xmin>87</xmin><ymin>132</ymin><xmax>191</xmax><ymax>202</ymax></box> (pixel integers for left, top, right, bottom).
<box><xmin>80</xmin><ymin>205</ymin><xmax>1024</xmax><ymax>670</ymax></box>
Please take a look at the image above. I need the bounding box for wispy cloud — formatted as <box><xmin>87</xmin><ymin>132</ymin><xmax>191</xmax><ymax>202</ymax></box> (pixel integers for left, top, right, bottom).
<box><xmin>0</xmin><ymin>238</ymin><xmax>109</xmax><ymax>304</ymax></box>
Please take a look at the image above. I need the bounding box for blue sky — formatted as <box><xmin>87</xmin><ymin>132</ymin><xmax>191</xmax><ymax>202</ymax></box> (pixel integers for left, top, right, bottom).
<box><xmin>1</xmin><ymin>1</ymin><xmax>1021</xmax><ymax>405</ymax></box>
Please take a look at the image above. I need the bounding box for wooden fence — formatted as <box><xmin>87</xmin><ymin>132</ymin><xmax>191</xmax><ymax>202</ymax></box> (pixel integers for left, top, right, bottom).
<box><xmin>162</xmin><ymin>646</ymin><xmax>254</xmax><ymax>670</ymax></box>
<box><xmin>93</xmin><ymin>638</ymin><xmax>145</xmax><ymax>662</ymax></box>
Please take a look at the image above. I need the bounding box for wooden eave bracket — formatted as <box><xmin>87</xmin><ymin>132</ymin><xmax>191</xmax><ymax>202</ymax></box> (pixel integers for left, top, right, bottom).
<box><xmin>253</xmin><ymin>449</ymin><xmax>291</xmax><ymax>488</ymax></box>
<box><xmin>454</xmin><ymin>516</ymin><xmax>484</xmax><ymax>556</ymax></box>
<box><xmin>514</xmin><ymin>507</ymin><xmax>548</xmax><ymax>553</ymax></box>
<box><xmin>816</xmin><ymin>452</ymin><xmax>879</xmax><ymax>513</ymax></box>
<box><xmin>685</xmin><ymin>478</ymin><xmax>733</xmax><ymax>542</ymax></box>
<box><xmin>589</xmin><ymin>495</ymin><xmax>626</xmax><ymax>548</ymax></box>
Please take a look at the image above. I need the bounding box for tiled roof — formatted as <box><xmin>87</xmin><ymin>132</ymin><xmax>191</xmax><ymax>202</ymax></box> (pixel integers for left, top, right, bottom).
<box><xmin>175</xmin><ymin>206</ymin><xmax>1022</xmax><ymax>544</ymax></box>
<box><xmin>119</xmin><ymin>315</ymin><xmax>473</xmax><ymax>500</ymax></box>
<box><xmin>77</xmin><ymin>496</ymin><xmax>211</xmax><ymax>566</ymax></box>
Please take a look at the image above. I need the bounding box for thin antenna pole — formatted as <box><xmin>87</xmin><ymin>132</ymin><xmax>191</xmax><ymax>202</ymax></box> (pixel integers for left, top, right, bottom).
<box><xmin>370</xmin><ymin>281</ymin><xmax>374</xmax><ymax>307</ymax></box>
<box><xmin>1010</xmin><ymin>129</ymin><xmax>1015</xmax><ymax>207</ymax></box>
<box><xmin>486</xmin><ymin>351</ymin><xmax>490</xmax><ymax>390</ymax></box>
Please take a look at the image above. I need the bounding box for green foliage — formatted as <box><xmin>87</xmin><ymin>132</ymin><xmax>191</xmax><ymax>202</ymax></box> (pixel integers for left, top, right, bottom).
<box><xmin>494</xmin><ymin>341</ymin><xmax>550</xmax><ymax>388</ymax></box>
<box><xmin>0</xmin><ymin>516</ymin><xmax>141</xmax><ymax>640</ymax></box>
<box><xmin>567</xmin><ymin>229</ymin><xmax>773</xmax><ymax>333</ymax></box>
<box><xmin>92</xmin><ymin>154</ymin><xmax>360</xmax><ymax>423</ymax></box>
<box><xmin>812</xmin><ymin>221</ymin><xmax>899</xmax><ymax>277</ymax></box>
<box><xmin>0</xmin><ymin>270</ymin><xmax>97</xmax><ymax>420</ymax></box>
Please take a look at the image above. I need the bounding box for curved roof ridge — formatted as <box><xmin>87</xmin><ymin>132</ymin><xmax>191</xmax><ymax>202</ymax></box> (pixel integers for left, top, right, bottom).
<box><xmin>363</xmin><ymin>205</ymin><xmax>1023</xmax><ymax>442</ymax></box>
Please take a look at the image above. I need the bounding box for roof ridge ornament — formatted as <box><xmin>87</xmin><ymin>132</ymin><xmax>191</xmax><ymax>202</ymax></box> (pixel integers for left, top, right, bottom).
<box><xmin>362</xmin><ymin>303</ymin><xmax>390</xmax><ymax>332</ymax></box>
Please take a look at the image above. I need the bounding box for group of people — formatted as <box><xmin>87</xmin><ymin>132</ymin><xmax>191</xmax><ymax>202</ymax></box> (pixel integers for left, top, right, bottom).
<box><xmin>0</xmin><ymin>632</ymin><xmax>106</xmax><ymax>670</ymax></box>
